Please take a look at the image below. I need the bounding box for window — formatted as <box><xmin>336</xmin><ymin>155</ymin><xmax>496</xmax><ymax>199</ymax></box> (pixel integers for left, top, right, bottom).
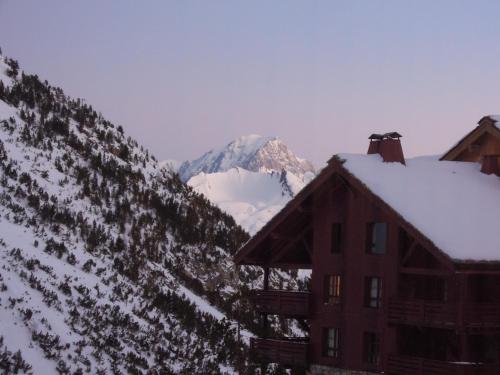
<box><xmin>331</xmin><ymin>223</ymin><xmax>342</xmax><ymax>253</ymax></box>
<box><xmin>364</xmin><ymin>277</ymin><xmax>382</xmax><ymax>308</ymax></box>
<box><xmin>323</xmin><ymin>327</ymin><xmax>341</xmax><ymax>358</ymax></box>
<box><xmin>324</xmin><ymin>275</ymin><xmax>342</xmax><ymax>304</ymax></box>
<box><xmin>363</xmin><ymin>332</ymin><xmax>380</xmax><ymax>365</ymax></box>
<box><xmin>367</xmin><ymin>222</ymin><xmax>387</xmax><ymax>254</ymax></box>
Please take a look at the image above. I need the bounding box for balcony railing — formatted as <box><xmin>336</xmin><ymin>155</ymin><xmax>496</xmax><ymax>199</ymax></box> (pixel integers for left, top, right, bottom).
<box><xmin>251</xmin><ymin>337</ymin><xmax>309</xmax><ymax>367</ymax></box>
<box><xmin>387</xmin><ymin>355</ymin><xmax>498</xmax><ymax>375</ymax></box>
<box><xmin>465</xmin><ymin>303</ymin><xmax>500</xmax><ymax>328</ymax></box>
<box><xmin>250</xmin><ymin>290</ymin><xmax>311</xmax><ymax>317</ymax></box>
<box><xmin>388</xmin><ymin>298</ymin><xmax>500</xmax><ymax>328</ymax></box>
<box><xmin>388</xmin><ymin>298</ymin><xmax>457</xmax><ymax>327</ymax></box>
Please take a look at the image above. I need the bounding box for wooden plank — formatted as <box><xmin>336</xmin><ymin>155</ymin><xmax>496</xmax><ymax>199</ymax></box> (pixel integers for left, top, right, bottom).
<box><xmin>400</xmin><ymin>267</ymin><xmax>452</xmax><ymax>276</ymax></box>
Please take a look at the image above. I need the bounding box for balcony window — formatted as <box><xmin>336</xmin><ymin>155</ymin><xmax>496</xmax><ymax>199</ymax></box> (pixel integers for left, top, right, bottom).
<box><xmin>366</xmin><ymin>222</ymin><xmax>387</xmax><ymax>254</ymax></box>
<box><xmin>363</xmin><ymin>332</ymin><xmax>380</xmax><ymax>365</ymax></box>
<box><xmin>331</xmin><ymin>223</ymin><xmax>342</xmax><ymax>253</ymax></box>
<box><xmin>322</xmin><ymin>327</ymin><xmax>341</xmax><ymax>358</ymax></box>
<box><xmin>324</xmin><ymin>275</ymin><xmax>342</xmax><ymax>304</ymax></box>
<box><xmin>364</xmin><ymin>277</ymin><xmax>382</xmax><ymax>308</ymax></box>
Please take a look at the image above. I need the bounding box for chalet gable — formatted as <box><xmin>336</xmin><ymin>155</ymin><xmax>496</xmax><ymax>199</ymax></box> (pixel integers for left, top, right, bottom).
<box><xmin>234</xmin><ymin>156</ymin><xmax>459</xmax><ymax>272</ymax></box>
<box><xmin>441</xmin><ymin>115</ymin><xmax>500</xmax><ymax>162</ymax></box>
<box><xmin>236</xmin><ymin>121</ymin><xmax>500</xmax><ymax>269</ymax></box>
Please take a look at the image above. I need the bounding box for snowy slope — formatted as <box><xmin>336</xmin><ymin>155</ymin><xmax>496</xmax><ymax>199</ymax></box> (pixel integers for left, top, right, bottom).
<box><xmin>0</xmin><ymin>54</ymin><xmax>283</xmax><ymax>374</ymax></box>
<box><xmin>159</xmin><ymin>158</ymin><xmax>182</xmax><ymax>173</ymax></box>
<box><xmin>187</xmin><ymin>168</ymin><xmax>294</xmax><ymax>235</ymax></box>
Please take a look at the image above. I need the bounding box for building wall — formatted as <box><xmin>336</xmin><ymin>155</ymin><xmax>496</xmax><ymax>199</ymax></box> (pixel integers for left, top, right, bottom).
<box><xmin>454</xmin><ymin>132</ymin><xmax>500</xmax><ymax>162</ymax></box>
<box><xmin>308</xmin><ymin>181</ymin><xmax>399</xmax><ymax>372</ymax></box>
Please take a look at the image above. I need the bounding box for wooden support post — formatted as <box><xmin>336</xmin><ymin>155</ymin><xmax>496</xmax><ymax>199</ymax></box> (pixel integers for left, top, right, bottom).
<box><xmin>457</xmin><ymin>273</ymin><xmax>468</xmax><ymax>329</ymax></box>
<box><xmin>457</xmin><ymin>273</ymin><xmax>470</xmax><ymax>362</ymax></box>
<box><xmin>262</xmin><ymin>267</ymin><xmax>270</xmax><ymax>338</ymax></box>
<box><xmin>259</xmin><ymin>266</ymin><xmax>270</xmax><ymax>375</ymax></box>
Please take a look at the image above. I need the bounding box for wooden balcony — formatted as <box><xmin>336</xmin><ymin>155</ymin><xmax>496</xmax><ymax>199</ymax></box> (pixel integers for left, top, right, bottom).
<box><xmin>250</xmin><ymin>290</ymin><xmax>311</xmax><ymax>317</ymax></box>
<box><xmin>388</xmin><ymin>298</ymin><xmax>500</xmax><ymax>328</ymax></box>
<box><xmin>387</xmin><ymin>355</ymin><xmax>498</xmax><ymax>375</ymax></box>
<box><xmin>465</xmin><ymin>303</ymin><xmax>500</xmax><ymax>328</ymax></box>
<box><xmin>250</xmin><ymin>337</ymin><xmax>309</xmax><ymax>367</ymax></box>
<box><xmin>388</xmin><ymin>298</ymin><xmax>457</xmax><ymax>327</ymax></box>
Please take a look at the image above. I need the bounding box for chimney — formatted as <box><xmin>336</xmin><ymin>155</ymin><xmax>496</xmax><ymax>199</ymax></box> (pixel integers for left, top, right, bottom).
<box><xmin>367</xmin><ymin>132</ymin><xmax>405</xmax><ymax>165</ymax></box>
<box><xmin>481</xmin><ymin>154</ymin><xmax>500</xmax><ymax>177</ymax></box>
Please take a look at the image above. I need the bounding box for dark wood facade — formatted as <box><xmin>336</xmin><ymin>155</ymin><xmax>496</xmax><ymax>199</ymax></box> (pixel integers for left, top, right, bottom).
<box><xmin>235</xmin><ymin>122</ymin><xmax>500</xmax><ymax>374</ymax></box>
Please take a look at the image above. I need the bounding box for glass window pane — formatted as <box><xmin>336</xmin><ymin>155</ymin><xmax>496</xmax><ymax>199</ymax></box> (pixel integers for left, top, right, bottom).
<box><xmin>325</xmin><ymin>275</ymin><xmax>342</xmax><ymax>304</ymax></box>
<box><xmin>372</xmin><ymin>223</ymin><xmax>387</xmax><ymax>254</ymax></box>
<box><xmin>365</xmin><ymin>277</ymin><xmax>382</xmax><ymax>308</ymax></box>
<box><xmin>323</xmin><ymin>327</ymin><xmax>341</xmax><ymax>358</ymax></box>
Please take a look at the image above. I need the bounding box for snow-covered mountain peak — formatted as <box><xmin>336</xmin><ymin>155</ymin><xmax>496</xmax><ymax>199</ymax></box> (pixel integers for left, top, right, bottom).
<box><xmin>175</xmin><ymin>135</ymin><xmax>316</xmax><ymax>234</ymax></box>
<box><xmin>177</xmin><ymin>134</ymin><xmax>315</xmax><ymax>182</ymax></box>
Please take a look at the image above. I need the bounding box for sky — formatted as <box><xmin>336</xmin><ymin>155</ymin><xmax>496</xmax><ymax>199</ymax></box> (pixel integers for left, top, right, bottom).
<box><xmin>1</xmin><ymin>0</ymin><xmax>500</xmax><ymax>167</ymax></box>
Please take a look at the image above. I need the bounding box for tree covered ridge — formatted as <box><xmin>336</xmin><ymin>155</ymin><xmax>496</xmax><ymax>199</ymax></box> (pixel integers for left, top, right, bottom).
<box><xmin>0</xmin><ymin>55</ymin><xmax>307</xmax><ymax>374</ymax></box>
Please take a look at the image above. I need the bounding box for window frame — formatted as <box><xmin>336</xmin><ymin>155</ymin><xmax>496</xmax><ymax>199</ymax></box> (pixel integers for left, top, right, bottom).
<box><xmin>324</xmin><ymin>274</ymin><xmax>342</xmax><ymax>305</ymax></box>
<box><xmin>322</xmin><ymin>327</ymin><xmax>341</xmax><ymax>359</ymax></box>
<box><xmin>363</xmin><ymin>331</ymin><xmax>380</xmax><ymax>365</ymax></box>
<box><xmin>366</xmin><ymin>222</ymin><xmax>388</xmax><ymax>254</ymax></box>
<box><xmin>364</xmin><ymin>276</ymin><xmax>383</xmax><ymax>308</ymax></box>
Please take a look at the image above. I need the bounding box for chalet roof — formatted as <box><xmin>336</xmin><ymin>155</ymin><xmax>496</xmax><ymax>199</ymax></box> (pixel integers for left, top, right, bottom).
<box><xmin>339</xmin><ymin>153</ymin><xmax>500</xmax><ymax>262</ymax></box>
<box><xmin>441</xmin><ymin>115</ymin><xmax>500</xmax><ymax>161</ymax></box>
<box><xmin>235</xmin><ymin>151</ymin><xmax>500</xmax><ymax>266</ymax></box>
<box><xmin>487</xmin><ymin>115</ymin><xmax>500</xmax><ymax>128</ymax></box>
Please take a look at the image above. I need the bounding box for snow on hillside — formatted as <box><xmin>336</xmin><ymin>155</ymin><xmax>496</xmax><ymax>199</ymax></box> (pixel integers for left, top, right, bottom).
<box><xmin>187</xmin><ymin>168</ymin><xmax>294</xmax><ymax>235</ymax></box>
<box><xmin>0</xmin><ymin>54</ymin><xmax>288</xmax><ymax>373</ymax></box>
<box><xmin>159</xmin><ymin>158</ymin><xmax>182</xmax><ymax>173</ymax></box>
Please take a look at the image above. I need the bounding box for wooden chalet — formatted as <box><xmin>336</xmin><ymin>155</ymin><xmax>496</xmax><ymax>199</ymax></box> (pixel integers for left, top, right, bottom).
<box><xmin>234</xmin><ymin>116</ymin><xmax>500</xmax><ymax>375</ymax></box>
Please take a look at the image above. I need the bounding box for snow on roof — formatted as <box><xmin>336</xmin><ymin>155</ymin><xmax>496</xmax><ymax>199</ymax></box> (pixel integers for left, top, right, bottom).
<box><xmin>339</xmin><ymin>153</ymin><xmax>500</xmax><ymax>262</ymax></box>
<box><xmin>487</xmin><ymin>115</ymin><xmax>500</xmax><ymax>130</ymax></box>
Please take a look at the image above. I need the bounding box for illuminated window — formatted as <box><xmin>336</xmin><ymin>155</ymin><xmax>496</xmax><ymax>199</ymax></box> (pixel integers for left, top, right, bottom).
<box><xmin>323</xmin><ymin>327</ymin><xmax>341</xmax><ymax>358</ymax></box>
<box><xmin>324</xmin><ymin>275</ymin><xmax>342</xmax><ymax>304</ymax></box>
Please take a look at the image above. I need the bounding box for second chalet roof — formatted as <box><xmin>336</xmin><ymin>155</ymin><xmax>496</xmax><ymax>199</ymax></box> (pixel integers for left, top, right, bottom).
<box><xmin>339</xmin><ymin>153</ymin><xmax>500</xmax><ymax>262</ymax></box>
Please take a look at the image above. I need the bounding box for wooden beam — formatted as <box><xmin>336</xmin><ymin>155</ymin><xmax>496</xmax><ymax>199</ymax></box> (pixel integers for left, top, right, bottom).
<box><xmin>302</xmin><ymin>238</ymin><xmax>312</xmax><ymax>257</ymax></box>
<box><xmin>269</xmin><ymin>225</ymin><xmax>312</xmax><ymax>263</ymax></box>
<box><xmin>456</xmin><ymin>269</ymin><xmax>500</xmax><ymax>275</ymax></box>
<box><xmin>234</xmin><ymin>261</ymin><xmax>312</xmax><ymax>269</ymax></box>
<box><xmin>270</xmin><ymin>232</ymin><xmax>285</xmax><ymax>240</ymax></box>
<box><xmin>401</xmin><ymin>240</ymin><xmax>418</xmax><ymax>266</ymax></box>
<box><xmin>263</xmin><ymin>267</ymin><xmax>270</xmax><ymax>291</ymax></box>
<box><xmin>400</xmin><ymin>267</ymin><xmax>452</xmax><ymax>276</ymax></box>
<box><xmin>272</xmin><ymin>263</ymin><xmax>313</xmax><ymax>269</ymax></box>
<box><xmin>336</xmin><ymin>174</ymin><xmax>356</xmax><ymax>197</ymax></box>
<box><xmin>296</xmin><ymin>205</ymin><xmax>312</xmax><ymax>215</ymax></box>
<box><xmin>262</xmin><ymin>267</ymin><xmax>269</xmax><ymax>338</ymax></box>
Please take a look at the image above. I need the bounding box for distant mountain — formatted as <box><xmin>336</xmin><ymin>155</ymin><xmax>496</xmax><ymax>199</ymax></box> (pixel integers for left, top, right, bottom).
<box><xmin>171</xmin><ymin>135</ymin><xmax>315</xmax><ymax>234</ymax></box>
<box><xmin>178</xmin><ymin>135</ymin><xmax>315</xmax><ymax>182</ymax></box>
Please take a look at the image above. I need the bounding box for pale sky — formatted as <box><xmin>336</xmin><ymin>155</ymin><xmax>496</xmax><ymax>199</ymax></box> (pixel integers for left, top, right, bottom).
<box><xmin>1</xmin><ymin>0</ymin><xmax>500</xmax><ymax>166</ymax></box>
